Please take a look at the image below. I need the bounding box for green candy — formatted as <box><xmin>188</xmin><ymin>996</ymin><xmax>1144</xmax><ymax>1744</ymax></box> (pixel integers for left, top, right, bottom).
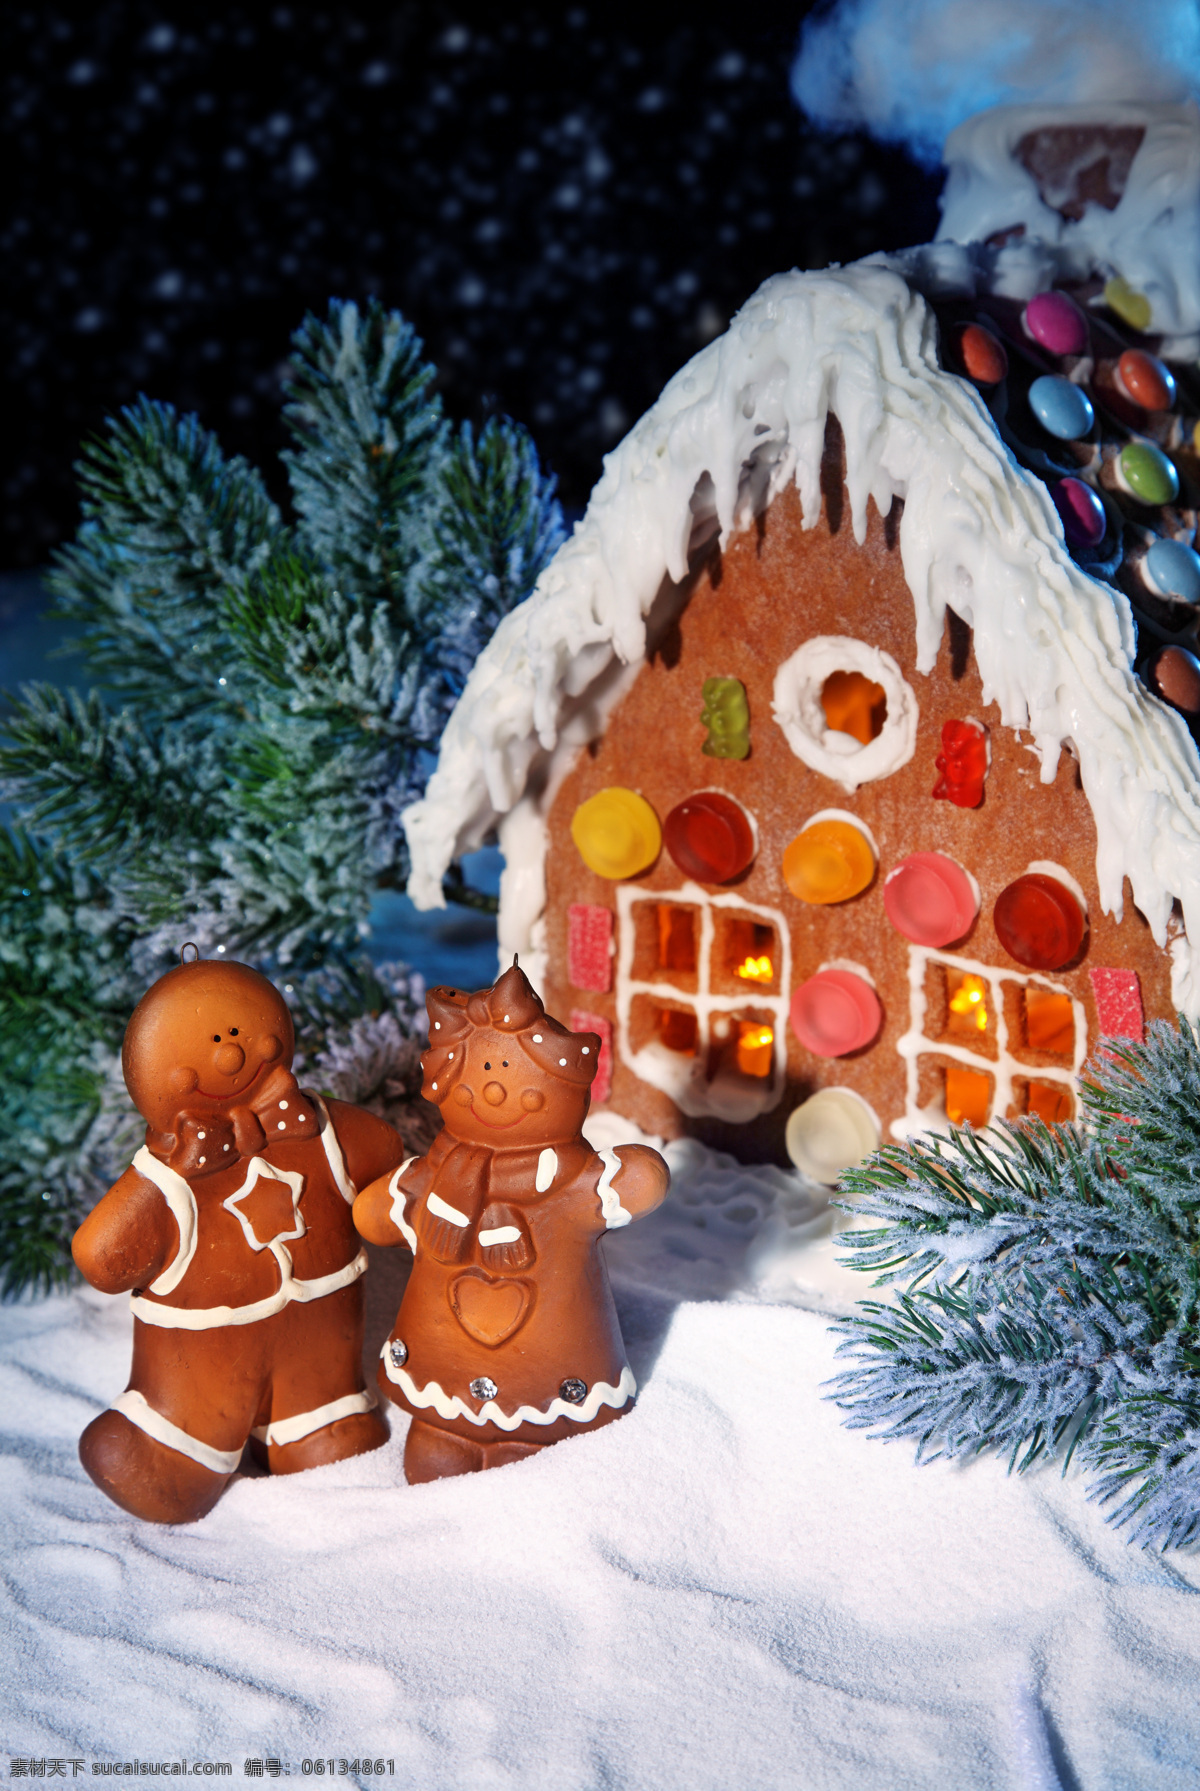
<box><xmin>1120</xmin><ymin>441</ymin><xmax>1180</xmax><ymax>506</ymax></box>
<box><xmin>700</xmin><ymin>676</ymin><xmax>750</xmax><ymax>759</ymax></box>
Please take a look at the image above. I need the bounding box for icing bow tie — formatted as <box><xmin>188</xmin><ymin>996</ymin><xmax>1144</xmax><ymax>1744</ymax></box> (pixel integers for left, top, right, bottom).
<box><xmin>151</xmin><ymin>1065</ymin><xmax>320</xmax><ymax>1178</ymax></box>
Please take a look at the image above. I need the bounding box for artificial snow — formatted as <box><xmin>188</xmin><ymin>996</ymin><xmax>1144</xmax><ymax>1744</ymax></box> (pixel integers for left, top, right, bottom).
<box><xmin>4</xmin><ymin>1143</ymin><xmax>1199</xmax><ymax>1788</ymax></box>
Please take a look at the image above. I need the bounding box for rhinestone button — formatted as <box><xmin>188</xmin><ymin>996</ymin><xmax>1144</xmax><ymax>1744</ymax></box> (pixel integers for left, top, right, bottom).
<box><xmin>560</xmin><ymin>1378</ymin><xmax>588</xmax><ymax>1406</ymax></box>
<box><xmin>388</xmin><ymin>1339</ymin><xmax>408</xmax><ymax>1368</ymax></box>
<box><xmin>470</xmin><ymin>1376</ymin><xmax>499</xmax><ymax>1401</ymax></box>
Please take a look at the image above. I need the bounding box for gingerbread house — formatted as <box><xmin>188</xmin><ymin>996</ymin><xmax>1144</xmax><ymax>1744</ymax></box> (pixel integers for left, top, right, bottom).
<box><xmin>404</xmin><ymin>104</ymin><xmax>1200</xmax><ymax>1180</ymax></box>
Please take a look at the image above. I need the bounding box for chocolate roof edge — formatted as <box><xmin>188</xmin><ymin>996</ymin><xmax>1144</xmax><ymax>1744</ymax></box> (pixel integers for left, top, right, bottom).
<box><xmin>402</xmin><ymin>260</ymin><xmax>1200</xmax><ymax>1017</ymax></box>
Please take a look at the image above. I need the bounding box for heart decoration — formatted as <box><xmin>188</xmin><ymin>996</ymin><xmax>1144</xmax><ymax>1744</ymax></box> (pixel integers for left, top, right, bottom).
<box><xmin>450</xmin><ymin>1271</ymin><xmax>533</xmax><ymax>1347</ymax></box>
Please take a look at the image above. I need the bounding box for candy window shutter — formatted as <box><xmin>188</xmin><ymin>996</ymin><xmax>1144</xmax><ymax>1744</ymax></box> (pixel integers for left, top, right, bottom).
<box><xmin>1088</xmin><ymin>967</ymin><xmax>1145</xmax><ymax>1043</ymax></box>
<box><xmin>568</xmin><ymin>903</ymin><xmax>614</xmax><ymax>992</ymax></box>
<box><xmin>570</xmin><ymin>1010</ymin><xmax>613</xmax><ymax>1105</ymax></box>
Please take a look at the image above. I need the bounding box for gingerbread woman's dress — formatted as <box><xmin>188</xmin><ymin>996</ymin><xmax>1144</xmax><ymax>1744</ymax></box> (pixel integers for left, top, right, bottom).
<box><xmin>354</xmin><ymin>964</ymin><xmax>668</xmax><ymax>1482</ymax></box>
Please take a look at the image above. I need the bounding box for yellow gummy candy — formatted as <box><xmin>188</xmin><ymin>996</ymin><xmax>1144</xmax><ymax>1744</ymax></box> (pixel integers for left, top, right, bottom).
<box><xmin>1104</xmin><ymin>277</ymin><xmax>1152</xmax><ymax>333</ymax></box>
<box><xmin>571</xmin><ymin>788</ymin><xmax>662</xmax><ymax>880</ymax></box>
<box><xmin>782</xmin><ymin>820</ymin><xmax>875</xmax><ymax>905</ymax></box>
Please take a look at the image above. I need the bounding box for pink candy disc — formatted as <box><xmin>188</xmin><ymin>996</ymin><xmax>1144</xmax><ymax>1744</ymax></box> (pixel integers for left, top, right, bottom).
<box><xmin>1024</xmin><ymin>291</ymin><xmax>1089</xmax><ymax>357</ymax></box>
<box><xmin>884</xmin><ymin>853</ymin><xmax>979</xmax><ymax>948</ymax></box>
<box><xmin>790</xmin><ymin>969</ymin><xmax>882</xmax><ymax>1058</ymax></box>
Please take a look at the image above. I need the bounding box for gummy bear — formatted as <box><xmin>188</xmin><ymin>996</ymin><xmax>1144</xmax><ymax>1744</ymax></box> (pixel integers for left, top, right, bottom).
<box><xmin>933</xmin><ymin>719</ymin><xmax>988</xmax><ymax>808</ymax></box>
<box><xmin>700</xmin><ymin>676</ymin><xmax>750</xmax><ymax>759</ymax></box>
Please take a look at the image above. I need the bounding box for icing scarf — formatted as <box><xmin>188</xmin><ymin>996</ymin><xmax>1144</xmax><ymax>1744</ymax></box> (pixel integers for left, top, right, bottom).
<box><xmin>415</xmin><ymin>1128</ymin><xmax>593</xmax><ymax>1264</ymax></box>
<box><xmin>147</xmin><ymin>1063</ymin><xmax>320</xmax><ymax>1178</ymax></box>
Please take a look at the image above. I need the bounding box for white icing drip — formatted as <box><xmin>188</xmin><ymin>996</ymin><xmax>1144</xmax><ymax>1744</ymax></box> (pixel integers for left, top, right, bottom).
<box><xmin>428</xmin><ymin>1191</ymin><xmax>470</xmax><ymax>1227</ymax></box>
<box><xmin>402</xmin><ymin>259</ymin><xmax>1200</xmax><ymax>1018</ymax></box>
<box><xmin>891</xmin><ymin>945</ymin><xmax>1088</xmax><ymax>1142</ymax></box>
<box><xmin>936</xmin><ymin>102</ymin><xmax>1200</xmax><ymax>340</ymax></box>
<box><xmin>380</xmin><ymin>1349</ymin><xmax>637</xmax><ymax>1429</ymax></box>
<box><xmin>313</xmin><ymin>1095</ymin><xmax>356</xmax><ymax>1203</ymax></box>
<box><xmin>388</xmin><ymin>1158</ymin><xmax>418</xmax><ymax>1252</ymax></box>
<box><xmin>596</xmin><ymin>1146</ymin><xmax>633</xmax><ymax>1229</ymax></box>
<box><xmin>773</xmin><ymin>636</ymin><xmax>919</xmax><ymax>792</ymax></box>
<box><xmin>110</xmin><ymin>1389</ymin><xmax>243</xmax><ymax>1477</ymax></box>
<box><xmin>132</xmin><ymin>1147</ymin><xmax>198</xmax><ymax>1297</ymax></box>
<box><xmin>535</xmin><ymin>1147</ymin><xmax>558</xmax><ymax>1192</ymax></box>
<box><xmin>129</xmin><ymin>1247</ymin><xmax>368</xmax><ymax>1331</ymax></box>
<box><xmin>478</xmin><ymin>1225</ymin><xmax>523</xmax><ymax>1246</ymax></box>
<box><xmin>1025</xmin><ymin>860</ymin><xmax>1089</xmax><ymax>919</ymax></box>
<box><xmin>802</xmin><ymin>808</ymin><xmax>880</xmax><ymax>860</ymax></box>
<box><xmin>250</xmin><ymin>1387</ymin><xmax>377</xmax><ymax>1448</ymax></box>
<box><xmin>614</xmin><ymin>882</ymin><xmax>792</xmax><ymax>1123</ymax></box>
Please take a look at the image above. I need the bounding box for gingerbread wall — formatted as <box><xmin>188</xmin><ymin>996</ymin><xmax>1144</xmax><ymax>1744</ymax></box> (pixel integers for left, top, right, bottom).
<box><xmin>541</xmin><ymin>440</ymin><xmax>1175</xmax><ymax>1164</ymax></box>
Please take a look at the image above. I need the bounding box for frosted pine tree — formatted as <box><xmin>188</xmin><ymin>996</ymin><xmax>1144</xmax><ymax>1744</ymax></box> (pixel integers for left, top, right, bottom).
<box><xmin>0</xmin><ymin>299</ymin><xmax>563</xmax><ymax>1293</ymax></box>
<box><xmin>829</xmin><ymin>1018</ymin><xmax>1200</xmax><ymax>1549</ymax></box>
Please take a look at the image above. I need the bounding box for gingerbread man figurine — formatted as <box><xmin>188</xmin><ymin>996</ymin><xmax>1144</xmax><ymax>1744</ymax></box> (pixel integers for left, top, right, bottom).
<box><xmin>353</xmin><ymin>962</ymin><xmax>669</xmax><ymax>1484</ymax></box>
<box><xmin>72</xmin><ymin>954</ymin><xmax>405</xmax><ymax>1523</ymax></box>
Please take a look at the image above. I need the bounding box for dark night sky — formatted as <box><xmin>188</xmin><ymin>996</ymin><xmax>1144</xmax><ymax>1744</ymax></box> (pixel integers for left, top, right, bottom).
<box><xmin>1</xmin><ymin>2</ymin><xmax>942</xmax><ymax>567</ymax></box>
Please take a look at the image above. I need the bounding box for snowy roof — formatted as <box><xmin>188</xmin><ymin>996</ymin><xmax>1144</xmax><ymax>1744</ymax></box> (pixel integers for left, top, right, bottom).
<box><xmin>937</xmin><ymin>102</ymin><xmax>1200</xmax><ymax>343</ymax></box>
<box><xmin>403</xmin><ymin>259</ymin><xmax>1200</xmax><ymax>1012</ymax></box>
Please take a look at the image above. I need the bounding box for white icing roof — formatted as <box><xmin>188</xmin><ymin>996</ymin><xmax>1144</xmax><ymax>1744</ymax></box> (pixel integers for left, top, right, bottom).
<box><xmin>937</xmin><ymin>101</ymin><xmax>1200</xmax><ymax>341</ymax></box>
<box><xmin>403</xmin><ymin>260</ymin><xmax>1200</xmax><ymax>1012</ymax></box>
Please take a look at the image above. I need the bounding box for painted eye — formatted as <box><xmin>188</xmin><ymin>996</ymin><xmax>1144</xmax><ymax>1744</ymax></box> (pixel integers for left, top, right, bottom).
<box><xmin>229</xmin><ymin>1026</ymin><xmax>239</xmax><ymax>1036</ymax></box>
<box><xmin>484</xmin><ymin>1062</ymin><xmax>491</xmax><ymax>1071</ymax></box>
<box><xmin>502</xmin><ymin>1061</ymin><xmax>509</xmax><ymax>1068</ymax></box>
<box><xmin>213</xmin><ymin>1034</ymin><xmax>221</xmax><ymax>1043</ymax></box>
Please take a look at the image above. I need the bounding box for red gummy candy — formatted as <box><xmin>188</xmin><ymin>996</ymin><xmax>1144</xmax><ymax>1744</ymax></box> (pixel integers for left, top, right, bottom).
<box><xmin>570</xmin><ymin>1009</ymin><xmax>613</xmax><ymax>1104</ymax></box>
<box><xmin>664</xmin><ymin>792</ymin><xmax>755</xmax><ymax>883</ymax></box>
<box><xmin>994</xmin><ymin>874</ymin><xmax>1085</xmax><ymax>971</ymax></box>
<box><xmin>933</xmin><ymin>719</ymin><xmax>988</xmax><ymax>808</ymax></box>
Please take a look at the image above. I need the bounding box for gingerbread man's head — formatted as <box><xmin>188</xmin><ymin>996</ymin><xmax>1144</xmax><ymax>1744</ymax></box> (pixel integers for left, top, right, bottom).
<box><xmin>419</xmin><ymin>963</ymin><xmax>599</xmax><ymax>1149</ymax></box>
<box><xmin>122</xmin><ymin>957</ymin><xmax>295</xmax><ymax>1134</ymax></box>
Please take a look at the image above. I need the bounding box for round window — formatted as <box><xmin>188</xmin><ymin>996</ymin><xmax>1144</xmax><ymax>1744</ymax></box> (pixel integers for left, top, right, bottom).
<box><xmin>772</xmin><ymin>636</ymin><xmax>918</xmax><ymax>792</ymax></box>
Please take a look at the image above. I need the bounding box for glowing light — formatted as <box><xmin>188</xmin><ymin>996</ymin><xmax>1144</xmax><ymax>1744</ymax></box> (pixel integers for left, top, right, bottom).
<box><xmin>948</xmin><ymin>972</ymin><xmax>989</xmax><ymax>1033</ymax></box>
<box><xmin>736</xmin><ymin>954</ymin><xmax>774</xmax><ymax>983</ymax></box>
<box><xmin>736</xmin><ymin>1022</ymin><xmax>774</xmax><ymax>1078</ymax></box>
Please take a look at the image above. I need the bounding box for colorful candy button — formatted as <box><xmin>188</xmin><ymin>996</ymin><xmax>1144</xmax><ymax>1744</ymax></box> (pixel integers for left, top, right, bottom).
<box><xmin>993</xmin><ymin>873</ymin><xmax>1085</xmax><ymax>970</ymax></box>
<box><xmin>1144</xmin><ymin>645</ymin><xmax>1200</xmax><ymax>715</ymax></box>
<box><xmin>1115</xmin><ymin>349</ymin><xmax>1176</xmax><ymax>412</ymax></box>
<box><xmin>1052</xmin><ymin>477</ymin><xmax>1107</xmax><ymax>549</ymax></box>
<box><xmin>954</xmin><ymin>323</ymin><xmax>1008</xmax><ymax>385</ymax></box>
<box><xmin>1104</xmin><ymin>277</ymin><xmax>1152</xmax><ymax>332</ymax></box>
<box><xmin>1028</xmin><ymin>375</ymin><xmax>1094</xmax><ymax>440</ymax></box>
<box><xmin>785</xmin><ymin>1088</ymin><xmax>881</xmax><ymax>1185</ymax></box>
<box><xmin>1143</xmin><ymin>537</ymin><xmax>1200</xmax><ymax>605</ymax></box>
<box><xmin>883</xmin><ymin>852</ymin><xmax>978</xmax><ymax>948</ymax></box>
<box><xmin>664</xmin><ymin>792</ymin><xmax>755</xmax><ymax>883</ymax></box>
<box><xmin>1024</xmin><ymin>291</ymin><xmax>1088</xmax><ymax>357</ymax></box>
<box><xmin>1118</xmin><ymin>441</ymin><xmax>1180</xmax><ymax>505</ymax></box>
<box><xmin>570</xmin><ymin>788</ymin><xmax>662</xmax><ymax>880</ymax></box>
<box><xmin>783</xmin><ymin>819</ymin><xmax>876</xmax><ymax>905</ymax></box>
<box><xmin>790</xmin><ymin>969</ymin><xmax>882</xmax><ymax>1058</ymax></box>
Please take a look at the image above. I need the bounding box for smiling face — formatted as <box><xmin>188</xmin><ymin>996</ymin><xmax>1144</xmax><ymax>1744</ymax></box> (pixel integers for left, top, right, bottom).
<box><xmin>122</xmin><ymin>959</ymin><xmax>295</xmax><ymax>1132</ymax></box>
<box><xmin>420</xmin><ymin>967</ymin><xmax>599</xmax><ymax>1149</ymax></box>
<box><xmin>436</xmin><ymin>1025</ymin><xmax>588</xmax><ymax>1148</ymax></box>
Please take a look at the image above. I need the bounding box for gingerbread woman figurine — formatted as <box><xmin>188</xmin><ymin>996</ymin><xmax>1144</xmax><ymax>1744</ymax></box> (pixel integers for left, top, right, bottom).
<box><xmin>353</xmin><ymin>961</ymin><xmax>669</xmax><ymax>1484</ymax></box>
<box><xmin>72</xmin><ymin>953</ymin><xmax>405</xmax><ymax>1523</ymax></box>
